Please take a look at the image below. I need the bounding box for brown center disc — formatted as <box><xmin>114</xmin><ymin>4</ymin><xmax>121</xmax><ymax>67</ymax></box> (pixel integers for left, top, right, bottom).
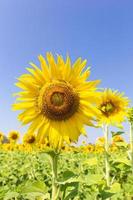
<box><xmin>39</xmin><ymin>83</ymin><xmax>79</xmax><ymax>120</ymax></box>
<box><xmin>100</xmin><ymin>101</ymin><xmax>116</xmax><ymax>117</ymax></box>
<box><xmin>26</xmin><ymin>136</ymin><xmax>36</xmax><ymax>144</ymax></box>
<box><xmin>11</xmin><ymin>134</ymin><xmax>18</xmax><ymax>140</ymax></box>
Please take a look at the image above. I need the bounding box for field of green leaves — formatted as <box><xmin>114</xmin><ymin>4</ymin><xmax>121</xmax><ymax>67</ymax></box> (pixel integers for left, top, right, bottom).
<box><xmin>0</xmin><ymin>146</ymin><xmax>133</xmax><ymax>200</ymax></box>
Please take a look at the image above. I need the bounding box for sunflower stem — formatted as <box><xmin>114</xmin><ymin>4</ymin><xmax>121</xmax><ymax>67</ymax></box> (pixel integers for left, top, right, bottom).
<box><xmin>103</xmin><ymin>124</ymin><xmax>110</xmax><ymax>188</ymax></box>
<box><xmin>51</xmin><ymin>152</ymin><xmax>59</xmax><ymax>200</ymax></box>
<box><xmin>130</xmin><ymin>123</ymin><xmax>133</xmax><ymax>174</ymax></box>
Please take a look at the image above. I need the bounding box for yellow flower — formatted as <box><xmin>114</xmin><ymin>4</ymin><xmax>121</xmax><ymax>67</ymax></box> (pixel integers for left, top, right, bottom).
<box><xmin>2</xmin><ymin>143</ymin><xmax>15</xmax><ymax>151</ymax></box>
<box><xmin>8</xmin><ymin>131</ymin><xmax>20</xmax><ymax>142</ymax></box>
<box><xmin>110</xmin><ymin>144</ymin><xmax>118</xmax><ymax>152</ymax></box>
<box><xmin>23</xmin><ymin>133</ymin><xmax>36</xmax><ymax>144</ymax></box>
<box><xmin>95</xmin><ymin>145</ymin><xmax>104</xmax><ymax>153</ymax></box>
<box><xmin>96</xmin><ymin>136</ymin><xmax>105</xmax><ymax>146</ymax></box>
<box><xmin>97</xmin><ymin>89</ymin><xmax>129</xmax><ymax>126</ymax></box>
<box><xmin>0</xmin><ymin>132</ymin><xmax>4</xmax><ymax>143</ymax></box>
<box><xmin>13</xmin><ymin>53</ymin><xmax>100</xmax><ymax>147</ymax></box>
<box><xmin>82</xmin><ymin>140</ymin><xmax>87</xmax><ymax>145</ymax></box>
<box><xmin>112</xmin><ymin>135</ymin><xmax>124</xmax><ymax>143</ymax></box>
<box><xmin>85</xmin><ymin>144</ymin><xmax>94</xmax><ymax>153</ymax></box>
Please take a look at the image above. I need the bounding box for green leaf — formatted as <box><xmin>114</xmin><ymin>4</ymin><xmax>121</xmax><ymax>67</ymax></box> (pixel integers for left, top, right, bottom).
<box><xmin>114</xmin><ymin>142</ymin><xmax>127</xmax><ymax>147</ymax></box>
<box><xmin>110</xmin><ymin>182</ymin><xmax>121</xmax><ymax>193</ymax></box>
<box><xmin>100</xmin><ymin>183</ymin><xmax>121</xmax><ymax>200</ymax></box>
<box><xmin>85</xmin><ymin>174</ymin><xmax>103</xmax><ymax>185</ymax></box>
<box><xmin>100</xmin><ymin>190</ymin><xmax>115</xmax><ymax>200</ymax></box>
<box><xmin>62</xmin><ymin>170</ymin><xmax>76</xmax><ymax>181</ymax></box>
<box><xmin>84</xmin><ymin>157</ymin><xmax>98</xmax><ymax>166</ymax></box>
<box><xmin>24</xmin><ymin>192</ymin><xmax>50</xmax><ymax>200</ymax></box>
<box><xmin>123</xmin><ymin>183</ymin><xmax>133</xmax><ymax>195</ymax></box>
<box><xmin>111</xmin><ymin>131</ymin><xmax>124</xmax><ymax>137</ymax></box>
<box><xmin>64</xmin><ymin>188</ymin><xmax>78</xmax><ymax>200</ymax></box>
<box><xmin>3</xmin><ymin>192</ymin><xmax>19</xmax><ymax>200</ymax></box>
<box><xmin>58</xmin><ymin>170</ymin><xmax>78</xmax><ymax>185</ymax></box>
<box><xmin>114</xmin><ymin>157</ymin><xmax>131</xmax><ymax>166</ymax></box>
<box><xmin>59</xmin><ymin>171</ymin><xmax>79</xmax><ymax>200</ymax></box>
<box><xmin>21</xmin><ymin>180</ymin><xmax>48</xmax><ymax>194</ymax></box>
<box><xmin>58</xmin><ymin>177</ymin><xmax>79</xmax><ymax>185</ymax></box>
<box><xmin>0</xmin><ymin>186</ymin><xmax>9</xmax><ymax>199</ymax></box>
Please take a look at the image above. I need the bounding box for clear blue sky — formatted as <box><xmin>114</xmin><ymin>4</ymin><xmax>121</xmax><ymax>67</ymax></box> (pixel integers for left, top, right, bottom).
<box><xmin>0</xmin><ymin>0</ymin><xmax>133</xmax><ymax>142</ymax></box>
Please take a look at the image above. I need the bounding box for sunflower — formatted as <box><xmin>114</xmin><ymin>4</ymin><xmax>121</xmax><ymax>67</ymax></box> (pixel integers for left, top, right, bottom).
<box><xmin>2</xmin><ymin>144</ymin><xmax>13</xmax><ymax>151</ymax></box>
<box><xmin>97</xmin><ymin>89</ymin><xmax>129</xmax><ymax>126</ymax></box>
<box><xmin>95</xmin><ymin>145</ymin><xmax>104</xmax><ymax>153</ymax></box>
<box><xmin>13</xmin><ymin>53</ymin><xmax>100</xmax><ymax>147</ymax></box>
<box><xmin>23</xmin><ymin>133</ymin><xmax>36</xmax><ymax>144</ymax></box>
<box><xmin>0</xmin><ymin>132</ymin><xmax>4</xmax><ymax>143</ymax></box>
<box><xmin>96</xmin><ymin>136</ymin><xmax>105</xmax><ymax>146</ymax></box>
<box><xmin>8</xmin><ymin>131</ymin><xmax>20</xmax><ymax>142</ymax></box>
<box><xmin>112</xmin><ymin>135</ymin><xmax>124</xmax><ymax>143</ymax></box>
<box><xmin>84</xmin><ymin>144</ymin><xmax>94</xmax><ymax>153</ymax></box>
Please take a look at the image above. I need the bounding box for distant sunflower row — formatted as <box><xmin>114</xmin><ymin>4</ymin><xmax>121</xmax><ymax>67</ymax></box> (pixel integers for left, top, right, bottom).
<box><xmin>0</xmin><ymin>131</ymin><xmax>128</xmax><ymax>153</ymax></box>
<box><xmin>0</xmin><ymin>131</ymin><xmax>36</xmax><ymax>144</ymax></box>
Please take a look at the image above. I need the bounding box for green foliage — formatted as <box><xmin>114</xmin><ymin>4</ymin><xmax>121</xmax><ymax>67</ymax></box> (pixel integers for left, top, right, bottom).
<box><xmin>0</xmin><ymin>150</ymin><xmax>133</xmax><ymax>199</ymax></box>
<box><xmin>127</xmin><ymin>107</ymin><xmax>133</xmax><ymax>123</ymax></box>
<box><xmin>111</xmin><ymin>131</ymin><xmax>124</xmax><ymax>137</ymax></box>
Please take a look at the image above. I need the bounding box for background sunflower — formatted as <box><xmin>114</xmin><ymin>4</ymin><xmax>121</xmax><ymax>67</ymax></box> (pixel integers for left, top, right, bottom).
<box><xmin>23</xmin><ymin>133</ymin><xmax>36</xmax><ymax>144</ymax></box>
<box><xmin>97</xmin><ymin>89</ymin><xmax>129</xmax><ymax>127</ymax></box>
<box><xmin>8</xmin><ymin>131</ymin><xmax>20</xmax><ymax>143</ymax></box>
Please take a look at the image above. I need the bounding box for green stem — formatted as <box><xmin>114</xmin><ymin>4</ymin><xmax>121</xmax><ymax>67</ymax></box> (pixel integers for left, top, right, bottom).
<box><xmin>51</xmin><ymin>152</ymin><xmax>59</xmax><ymax>200</ymax></box>
<box><xmin>130</xmin><ymin>123</ymin><xmax>133</xmax><ymax>174</ymax></box>
<box><xmin>103</xmin><ymin>124</ymin><xmax>110</xmax><ymax>187</ymax></box>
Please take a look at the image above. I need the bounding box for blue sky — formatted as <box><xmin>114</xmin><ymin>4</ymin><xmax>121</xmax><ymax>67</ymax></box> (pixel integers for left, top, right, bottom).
<box><xmin>0</xmin><ymin>0</ymin><xmax>133</xmax><ymax>142</ymax></box>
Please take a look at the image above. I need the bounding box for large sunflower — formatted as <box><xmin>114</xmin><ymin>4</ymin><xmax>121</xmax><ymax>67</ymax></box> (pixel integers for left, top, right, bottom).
<box><xmin>97</xmin><ymin>89</ymin><xmax>129</xmax><ymax>126</ymax></box>
<box><xmin>13</xmin><ymin>53</ymin><xmax>100</xmax><ymax>147</ymax></box>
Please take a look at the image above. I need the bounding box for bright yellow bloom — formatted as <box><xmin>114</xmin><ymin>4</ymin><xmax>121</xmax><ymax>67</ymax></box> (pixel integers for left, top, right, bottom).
<box><xmin>23</xmin><ymin>133</ymin><xmax>36</xmax><ymax>144</ymax></box>
<box><xmin>96</xmin><ymin>136</ymin><xmax>105</xmax><ymax>146</ymax></box>
<box><xmin>8</xmin><ymin>131</ymin><xmax>20</xmax><ymax>142</ymax></box>
<box><xmin>110</xmin><ymin>144</ymin><xmax>118</xmax><ymax>152</ymax></box>
<box><xmin>2</xmin><ymin>143</ymin><xmax>15</xmax><ymax>151</ymax></box>
<box><xmin>0</xmin><ymin>132</ymin><xmax>4</xmax><ymax>143</ymax></box>
<box><xmin>95</xmin><ymin>145</ymin><xmax>104</xmax><ymax>153</ymax></box>
<box><xmin>13</xmin><ymin>53</ymin><xmax>100</xmax><ymax>147</ymax></box>
<box><xmin>84</xmin><ymin>144</ymin><xmax>94</xmax><ymax>153</ymax></box>
<box><xmin>97</xmin><ymin>89</ymin><xmax>129</xmax><ymax>126</ymax></box>
<box><xmin>112</xmin><ymin>135</ymin><xmax>124</xmax><ymax>143</ymax></box>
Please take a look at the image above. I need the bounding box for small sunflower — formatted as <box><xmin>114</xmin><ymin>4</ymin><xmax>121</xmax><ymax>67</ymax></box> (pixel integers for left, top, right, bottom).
<box><xmin>96</xmin><ymin>136</ymin><xmax>105</xmax><ymax>146</ymax></box>
<box><xmin>95</xmin><ymin>145</ymin><xmax>104</xmax><ymax>153</ymax></box>
<box><xmin>13</xmin><ymin>53</ymin><xmax>100</xmax><ymax>147</ymax></box>
<box><xmin>97</xmin><ymin>89</ymin><xmax>129</xmax><ymax>126</ymax></box>
<box><xmin>112</xmin><ymin>135</ymin><xmax>124</xmax><ymax>143</ymax></box>
<box><xmin>85</xmin><ymin>144</ymin><xmax>94</xmax><ymax>153</ymax></box>
<box><xmin>0</xmin><ymin>132</ymin><xmax>4</xmax><ymax>143</ymax></box>
<box><xmin>8</xmin><ymin>131</ymin><xmax>20</xmax><ymax>142</ymax></box>
<box><xmin>23</xmin><ymin>133</ymin><xmax>36</xmax><ymax>144</ymax></box>
<box><xmin>110</xmin><ymin>144</ymin><xmax>118</xmax><ymax>152</ymax></box>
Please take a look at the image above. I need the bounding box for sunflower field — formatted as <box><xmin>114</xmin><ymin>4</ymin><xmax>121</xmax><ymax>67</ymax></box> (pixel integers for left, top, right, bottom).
<box><xmin>0</xmin><ymin>53</ymin><xmax>133</xmax><ymax>200</ymax></box>
<box><xmin>0</xmin><ymin>137</ymin><xmax>133</xmax><ymax>200</ymax></box>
